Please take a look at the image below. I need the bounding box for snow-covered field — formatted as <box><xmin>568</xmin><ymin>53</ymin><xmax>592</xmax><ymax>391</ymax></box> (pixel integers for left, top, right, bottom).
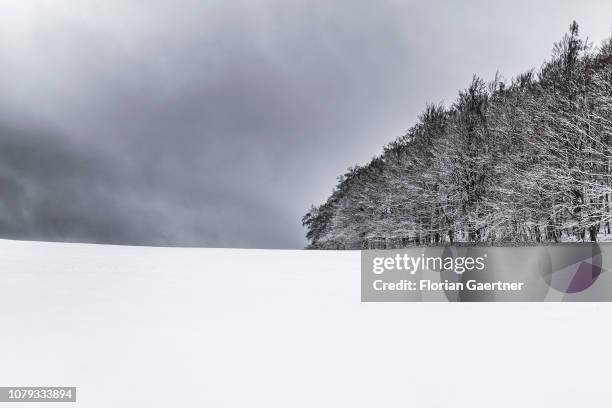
<box><xmin>0</xmin><ymin>239</ymin><xmax>610</xmax><ymax>407</ymax></box>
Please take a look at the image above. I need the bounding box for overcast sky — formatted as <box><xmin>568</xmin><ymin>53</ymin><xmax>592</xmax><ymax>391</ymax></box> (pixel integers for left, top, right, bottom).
<box><xmin>1</xmin><ymin>0</ymin><xmax>611</xmax><ymax>248</ymax></box>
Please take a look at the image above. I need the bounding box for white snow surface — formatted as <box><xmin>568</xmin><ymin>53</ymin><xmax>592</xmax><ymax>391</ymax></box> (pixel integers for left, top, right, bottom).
<box><xmin>0</xmin><ymin>239</ymin><xmax>610</xmax><ymax>407</ymax></box>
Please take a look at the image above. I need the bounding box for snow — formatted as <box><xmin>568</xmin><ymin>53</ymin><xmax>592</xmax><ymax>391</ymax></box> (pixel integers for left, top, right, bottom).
<box><xmin>0</xmin><ymin>239</ymin><xmax>610</xmax><ymax>407</ymax></box>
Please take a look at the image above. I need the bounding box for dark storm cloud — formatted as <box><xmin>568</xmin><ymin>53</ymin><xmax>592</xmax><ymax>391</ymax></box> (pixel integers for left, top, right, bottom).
<box><xmin>1</xmin><ymin>0</ymin><xmax>612</xmax><ymax>248</ymax></box>
<box><xmin>0</xmin><ymin>119</ymin><xmax>133</xmax><ymax>243</ymax></box>
<box><xmin>0</xmin><ymin>115</ymin><xmax>295</xmax><ymax>247</ymax></box>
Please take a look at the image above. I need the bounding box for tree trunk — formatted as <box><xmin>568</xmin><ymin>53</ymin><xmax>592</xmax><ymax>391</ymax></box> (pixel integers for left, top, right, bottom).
<box><xmin>589</xmin><ymin>224</ymin><xmax>598</xmax><ymax>242</ymax></box>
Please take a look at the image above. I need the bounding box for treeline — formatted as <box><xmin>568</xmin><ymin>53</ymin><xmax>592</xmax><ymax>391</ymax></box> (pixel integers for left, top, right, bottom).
<box><xmin>303</xmin><ymin>22</ymin><xmax>612</xmax><ymax>249</ymax></box>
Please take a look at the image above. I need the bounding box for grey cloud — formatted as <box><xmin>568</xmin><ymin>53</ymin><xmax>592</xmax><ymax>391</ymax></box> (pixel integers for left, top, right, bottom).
<box><xmin>0</xmin><ymin>0</ymin><xmax>611</xmax><ymax>247</ymax></box>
